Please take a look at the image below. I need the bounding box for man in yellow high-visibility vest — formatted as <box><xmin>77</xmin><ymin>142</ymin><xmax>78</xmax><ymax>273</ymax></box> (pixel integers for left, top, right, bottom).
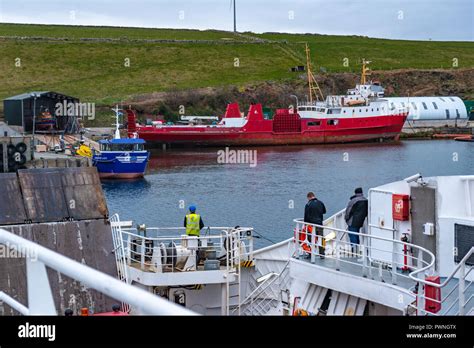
<box><xmin>184</xmin><ymin>205</ymin><xmax>204</xmax><ymax>236</ymax></box>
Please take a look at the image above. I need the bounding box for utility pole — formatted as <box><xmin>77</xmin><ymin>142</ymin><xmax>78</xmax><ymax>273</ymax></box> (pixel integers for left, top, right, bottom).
<box><xmin>233</xmin><ymin>0</ymin><xmax>237</xmax><ymax>32</ymax></box>
<box><xmin>31</xmin><ymin>93</ymin><xmax>39</xmax><ymax>155</ymax></box>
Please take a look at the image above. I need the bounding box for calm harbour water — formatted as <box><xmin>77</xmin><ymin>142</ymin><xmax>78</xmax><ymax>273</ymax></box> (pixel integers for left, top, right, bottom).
<box><xmin>102</xmin><ymin>140</ymin><xmax>474</xmax><ymax>248</ymax></box>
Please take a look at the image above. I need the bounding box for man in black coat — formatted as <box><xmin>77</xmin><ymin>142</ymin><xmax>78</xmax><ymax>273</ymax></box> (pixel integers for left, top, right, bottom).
<box><xmin>345</xmin><ymin>187</ymin><xmax>368</xmax><ymax>252</ymax></box>
<box><xmin>304</xmin><ymin>192</ymin><xmax>326</xmax><ymax>257</ymax></box>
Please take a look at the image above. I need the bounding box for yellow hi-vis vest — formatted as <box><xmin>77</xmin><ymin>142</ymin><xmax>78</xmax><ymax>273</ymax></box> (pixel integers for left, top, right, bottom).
<box><xmin>186</xmin><ymin>214</ymin><xmax>201</xmax><ymax>236</ymax></box>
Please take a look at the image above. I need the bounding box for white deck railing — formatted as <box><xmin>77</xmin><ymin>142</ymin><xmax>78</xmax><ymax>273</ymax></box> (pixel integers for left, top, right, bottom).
<box><xmin>0</xmin><ymin>228</ymin><xmax>196</xmax><ymax>316</ymax></box>
<box><xmin>112</xmin><ymin>224</ymin><xmax>253</xmax><ymax>274</ymax></box>
<box><xmin>109</xmin><ymin>214</ymin><xmax>255</xmax><ymax>316</ymax></box>
<box><xmin>293</xmin><ymin>216</ymin><xmax>473</xmax><ymax>316</ymax></box>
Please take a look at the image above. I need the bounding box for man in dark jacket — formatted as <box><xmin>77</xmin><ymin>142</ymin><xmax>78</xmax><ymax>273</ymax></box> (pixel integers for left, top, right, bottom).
<box><xmin>304</xmin><ymin>192</ymin><xmax>327</xmax><ymax>257</ymax></box>
<box><xmin>344</xmin><ymin>188</ymin><xmax>368</xmax><ymax>251</ymax></box>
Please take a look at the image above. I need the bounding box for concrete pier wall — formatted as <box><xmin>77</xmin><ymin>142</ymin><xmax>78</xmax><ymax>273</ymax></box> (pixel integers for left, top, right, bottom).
<box><xmin>0</xmin><ymin>167</ymin><xmax>117</xmax><ymax>315</ymax></box>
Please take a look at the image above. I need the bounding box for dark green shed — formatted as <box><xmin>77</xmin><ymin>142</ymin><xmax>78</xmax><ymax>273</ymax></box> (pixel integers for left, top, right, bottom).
<box><xmin>3</xmin><ymin>91</ymin><xmax>79</xmax><ymax>132</ymax></box>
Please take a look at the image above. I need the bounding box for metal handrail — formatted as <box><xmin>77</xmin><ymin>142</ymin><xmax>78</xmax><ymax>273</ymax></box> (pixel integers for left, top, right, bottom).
<box><xmin>293</xmin><ymin>218</ymin><xmax>436</xmax><ymax>313</ymax></box>
<box><xmin>293</xmin><ymin>216</ymin><xmax>473</xmax><ymax>316</ymax></box>
<box><xmin>122</xmin><ymin>226</ymin><xmax>253</xmax><ymax>234</ymax></box>
<box><xmin>293</xmin><ymin>218</ymin><xmax>435</xmax><ymax>273</ymax></box>
<box><xmin>406</xmin><ymin>247</ymin><xmax>474</xmax><ymax>315</ymax></box>
<box><xmin>237</xmin><ymin>260</ymin><xmax>291</xmax><ymax>316</ymax></box>
<box><xmin>119</xmin><ymin>228</ymin><xmax>247</xmax><ymax>272</ymax></box>
<box><xmin>0</xmin><ymin>228</ymin><xmax>195</xmax><ymax>315</ymax></box>
<box><xmin>409</xmin><ymin>247</ymin><xmax>474</xmax><ymax>288</ymax></box>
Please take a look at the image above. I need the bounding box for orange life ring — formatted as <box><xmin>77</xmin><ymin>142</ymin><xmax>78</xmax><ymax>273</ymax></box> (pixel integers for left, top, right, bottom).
<box><xmin>293</xmin><ymin>308</ymin><xmax>309</xmax><ymax>316</ymax></box>
<box><xmin>294</xmin><ymin>225</ymin><xmax>312</xmax><ymax>252</ymax></box>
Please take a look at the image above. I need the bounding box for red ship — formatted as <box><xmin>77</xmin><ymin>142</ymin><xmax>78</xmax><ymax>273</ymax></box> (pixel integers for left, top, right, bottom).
<box><xmin>128</xmin><ymin>102</ymin><xmax>407</xmax><ymax>147</ymax></box>
<box><xmin>127</xmin><ymin>58</ymin><xmax>408</xmax><ymax>147</ymax></box>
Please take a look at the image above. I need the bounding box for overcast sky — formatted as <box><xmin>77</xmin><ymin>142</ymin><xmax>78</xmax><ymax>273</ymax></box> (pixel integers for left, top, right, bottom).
<box><xmin>0</xmin><ymin>0</ymin><xmax>472</xmax><ymax>41</ymax></box>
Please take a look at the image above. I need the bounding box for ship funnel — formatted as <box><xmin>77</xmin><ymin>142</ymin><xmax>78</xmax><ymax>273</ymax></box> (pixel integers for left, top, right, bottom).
<box><xmin>126</xmin><ymin>109</ymin><xmax>137</xmax><ymax>137</ymax></box>
<box><xmin>224</xmin><ymin>103</ymin><xmax>242</xmax><ymax>118</ymax></box>
<box><xmin>247</xmin><ymin>104</ymin><xmax>264</xmax><ymax>122</ymax></box>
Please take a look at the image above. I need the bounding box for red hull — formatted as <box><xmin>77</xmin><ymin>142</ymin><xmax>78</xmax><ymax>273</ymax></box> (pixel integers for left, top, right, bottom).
<box><xmin>128</xmin><ymin>105</ymin><xmax>408</xmax><ymax>147</ymax></box>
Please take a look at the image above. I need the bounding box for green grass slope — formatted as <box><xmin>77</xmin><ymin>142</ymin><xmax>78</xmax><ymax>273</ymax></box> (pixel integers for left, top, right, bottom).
<box><xmin>0</xmin><ymin>23</ymin><xmax>472</xmax><ymax>108</ymax></box>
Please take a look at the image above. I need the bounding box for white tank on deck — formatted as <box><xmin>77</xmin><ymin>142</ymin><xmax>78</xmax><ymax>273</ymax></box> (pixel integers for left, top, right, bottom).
<box><xmin>384</xmin><ymin>96</ymin><xmax>468</xmax><ymax>120</ymax></box>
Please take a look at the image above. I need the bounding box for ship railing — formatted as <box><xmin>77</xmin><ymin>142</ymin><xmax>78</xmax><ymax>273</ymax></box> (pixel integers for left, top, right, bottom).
<box><xmin>406</xmin><ymin>247</ymin><xmax>474</xmax><ymax>316</ymax></box>
<box><xmin>293</xmin><ymin>219</ymin><xmax>436</xmax><ymax>314</ymax></box>
<box><xmin>116</xmin><ymin>225</ymin><xmax>253</xmax><ymax>275</ymax></box>
<box><xmin>0</xmin><ymin>228</ymin><xmax>195</xmax><ymax>315</ymax></box>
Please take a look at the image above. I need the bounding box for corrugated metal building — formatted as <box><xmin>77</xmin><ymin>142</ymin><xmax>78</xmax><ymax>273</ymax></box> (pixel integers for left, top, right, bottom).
<box><xmin>384</xmin><ymin>96</ymin><xmax>468</xmax><ymax>121</ymax></box>
<box><xmin>3</xmin><ymin>91</ymin><xmax>80</xmax><ymax>133</ymax></box>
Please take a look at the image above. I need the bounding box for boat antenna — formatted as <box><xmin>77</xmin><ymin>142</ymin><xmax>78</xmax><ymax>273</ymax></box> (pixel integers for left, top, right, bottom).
<box><xmin>361</xmin><ymin>58</ymin><xmax>371</xmax><ymax>85</ymax></box>
<box><xmin>305</xmin><ymin>43</ymin><xmax>324</xmax><ymax>103</ymax></box>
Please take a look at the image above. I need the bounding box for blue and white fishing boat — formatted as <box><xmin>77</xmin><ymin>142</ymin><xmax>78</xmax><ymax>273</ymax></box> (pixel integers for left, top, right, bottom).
<box><xmin>93</xmin><ymin>106</ymin><xmax>150</xmax><ymax>179</ymax></box>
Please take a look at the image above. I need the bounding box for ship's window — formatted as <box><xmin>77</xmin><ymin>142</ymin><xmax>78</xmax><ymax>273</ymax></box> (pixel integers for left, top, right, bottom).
<box><xmin>328</xmin><ymin>108</ymin><xmax>341</xmax><ymax>114</ymax></box>
<box><xmin>307</xmin><ymin>121</ymin><xmax>321</xmax><ymax>126</ymax></box>
<box><xmin>422</xmin><ymin>102</ymin><xmax>428</xmax><ymax>110</ymax></box>
<box><xmin>454</xmin><ymin>224</ymin><xmax>474</xmax><ymax>265</ymax></box>
<box><xmin>101</xmin><ymin>143</ymin><xmax>137</xmax><ymax>151</ymax></box>
<box><xmin>411</xmin><ymin>102</ymin><xmax>417</xmax><ymax>110</ymax></box>
<box><xmin>401</xmin><ymin>102</ymin><xmax>405</xmax><ymax>107</ymax></box>
<box><xmin>371</xmin><ymin>108</ymin><xmax>374</xmax><ymax>112</ymax></box>
<box><xmin>432</xmin><ymin>102</ymin><xmax>438</xmax><ymax>109</ymax></box>
<box><xmin>446</xmin><ymin>109</ymin><xmax>450</xmax><ymax>119</ymax></box>
<box><xmin>327</xmin><ymin>119</ymin><xmax>339</xmax><ymax>126</ymax></box>
<box><xmin>450</xmin><ymin>97</ymin><xmax>456</xmax><ymax>102</ymax></box>
<box><xmin>456</xmin><ymin>109</ymin><xmax>460</xmax><ymax>118</ymax></box>
<box><xmin>110</xmin><ymin>144</ymin><xmax>135</xmax><ymax>151</ymax></box>
<box><xmin>366</xmin><ymin>109</ymin><xmax>368</xmax><ymax>112</ymax></box>
<box><xmin>377</xmin><ymin>108</ymin><xmax>379</xmax><ymax>111</ymax></box>
<box><xmin>359</xmin><ymin>109</ymin><xmax>362</xmax><ymax>112</ymax></box>
<box><xmin>390</xmin><ymin>103</ymin><xmax>395</xmax><ymax>110</ymax></box>
<box><xmin>343</xmin><ymin>110</ymin><xmax>346</xmax><ymax>113</ymax></box>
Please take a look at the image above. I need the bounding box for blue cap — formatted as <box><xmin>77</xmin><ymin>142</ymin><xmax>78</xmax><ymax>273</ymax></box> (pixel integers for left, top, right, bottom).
<box><xmin>189</xmin><ymin>205</ymin><xmax>196</xmax><ymax>212</ymax></box>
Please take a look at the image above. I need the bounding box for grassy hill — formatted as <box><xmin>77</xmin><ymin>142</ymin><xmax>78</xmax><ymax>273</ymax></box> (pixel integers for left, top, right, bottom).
<box><xmin>0</xmin><ymin>23</ymin><xmax>473</xmax><ymax>123</ymax></box>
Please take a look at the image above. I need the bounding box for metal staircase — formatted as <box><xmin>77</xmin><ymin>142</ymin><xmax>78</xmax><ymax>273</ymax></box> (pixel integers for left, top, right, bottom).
<box><xmin>234</xmin><ymin>260</ymin><xmax>291</xmax><ymax>316</ymax></box>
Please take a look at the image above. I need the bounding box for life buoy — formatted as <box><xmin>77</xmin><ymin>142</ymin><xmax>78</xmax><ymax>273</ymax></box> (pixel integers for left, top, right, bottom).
<box><xmin>293</xmin><ymin>308</ymin><xmax>309</xmax><ymax>316</ymax></box>
<box><xmin>294</xmin><ymin>225</ymin><xmax>312</xmax><ymax>253</ymax></box>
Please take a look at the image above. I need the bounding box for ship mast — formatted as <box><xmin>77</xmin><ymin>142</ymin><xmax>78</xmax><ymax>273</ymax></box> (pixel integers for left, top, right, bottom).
<box><xmin>305</xmin><ymin>43</ymin><xmax>324</xmax><ymax>103</ymax></box>
<box><xmin>360</xmin><ymin>58</ymin><xmax>371</xmax><ymax>85</ymax></box>
<box><xmin>113</xmin><ymin>105</ymin><xmax>121</xmax><ymax>140</ymax></box>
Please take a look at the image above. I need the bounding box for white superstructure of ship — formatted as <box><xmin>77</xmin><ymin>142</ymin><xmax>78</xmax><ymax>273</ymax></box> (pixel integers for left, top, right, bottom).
<box><xmin>298</xmin><ymin>58</ymin><xmax>468</xmax><ymax>125</ymax></box>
